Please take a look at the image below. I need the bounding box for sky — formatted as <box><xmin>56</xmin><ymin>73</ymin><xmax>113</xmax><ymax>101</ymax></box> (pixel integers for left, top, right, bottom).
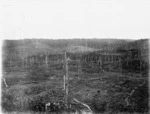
<box><xmin>1</xmin><ymin>0</ymin><xmax>150</xmax><ymax>40</ymax></box>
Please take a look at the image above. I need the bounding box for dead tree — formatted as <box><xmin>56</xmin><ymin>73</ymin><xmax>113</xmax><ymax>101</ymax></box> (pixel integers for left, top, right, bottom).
<box><xmin>9</xmin><ymin>60</ymin><xmax>12</xmax><ymax>67</ymax></box>
<box><xmin>63</xmin><ymin>75</ymin><xmax>66</xmax><ymax>90</ymax></box>
<box><xmin>64</xmin><ymin>52</ymin><xmax>69</xmax><ymax>108</ymax></box>
<box><xmin>78</xmin><ymin>55</ymin><xmax>82</xmax><ymax>80</ymax></box>
<box><xmin>119</xmin><ymin>58</ymin><xmax>122</xmax><ymax>75</ymax></box>
<box><xmin>45</xmin><ymin>51</ymin><xmax>48</xmax><ymax>68</ymax></box>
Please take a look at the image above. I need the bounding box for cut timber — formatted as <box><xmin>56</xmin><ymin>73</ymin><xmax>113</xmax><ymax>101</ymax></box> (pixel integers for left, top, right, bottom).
<box><xmin>125</xmin><ymin>89</ymin><xmax>135</xmax><ymax>106</ymax></box>
<box><xmin>3</xmin><ymin>78</ymin><xmax>8</xmax><ymax>87</ymax></box>
<box><xmin>73</xmin><ymin>98</ymin><xmax>92</xmax><ymax>112</ymax></box>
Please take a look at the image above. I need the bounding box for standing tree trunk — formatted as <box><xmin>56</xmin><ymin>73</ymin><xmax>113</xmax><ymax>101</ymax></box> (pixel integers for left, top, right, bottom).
<box><xmin>64</xmin><ymin>52</ymin><xmax>69</xmax><ymax>108</ymax></box>
<box><xmin>119</xmin><ymin>58</ymin><xmax>122</xmax><ymax>75</ymax></box>
<box><xmin>9</xmin><ymin>60</ymin><xmax>12</xmax><ymax>67</ymax></box>
<box><xmin>45</xmin><ymin>54</ymin><xmax>48</xmax><ymax>68</ymax></box>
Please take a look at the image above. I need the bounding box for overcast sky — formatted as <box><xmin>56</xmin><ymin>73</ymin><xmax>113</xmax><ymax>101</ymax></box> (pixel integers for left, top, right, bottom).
<box><xmin>1</xmin><ymin>0</ymin><xmax>150</xmax><ymax>40</ymax></box>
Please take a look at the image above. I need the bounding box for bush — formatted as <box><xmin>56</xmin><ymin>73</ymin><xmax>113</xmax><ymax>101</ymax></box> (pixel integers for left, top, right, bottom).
<box><xmin>2</xmin><ymin>93</ymin><xmax>15</xmax><ymax>112</ymax></box>
<box><xmin>27</xmin><ymin>64</ymin><xmax>52</xmax><ymax>82</ymax></box>
<box><xmin>106</xmin><ymin>75</ymin><xmax>149</xmax><ymax>113</ymax></box>
<box><xmin>91</xmin><ymin>91</ymin><xmax>108</xmax><ymax>112</ymax></box>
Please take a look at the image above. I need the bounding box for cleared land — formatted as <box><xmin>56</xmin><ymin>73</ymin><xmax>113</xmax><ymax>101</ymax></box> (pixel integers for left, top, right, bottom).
<box><xmin>2</xmin><ymin>59</ymin><xmax>149</xmax><ymax>114</ymax></box>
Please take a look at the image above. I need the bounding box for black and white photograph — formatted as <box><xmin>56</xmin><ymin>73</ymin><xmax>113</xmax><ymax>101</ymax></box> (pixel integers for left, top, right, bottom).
<box><xmin>1</xmin><ymin>0</ymin><xmax>150</xmax><ymax>114</ymax></box>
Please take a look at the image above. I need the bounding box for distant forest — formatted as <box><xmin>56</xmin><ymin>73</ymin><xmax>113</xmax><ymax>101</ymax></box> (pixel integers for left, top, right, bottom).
<box><xmin>2</xmin><ymin>39</ymin><xmax>149</xmax><ymax>61</ymax></box>
<box><xmin>3</xmin><ymin>38</ymin><xmax>149</xmax><ymax>50</ymax></box>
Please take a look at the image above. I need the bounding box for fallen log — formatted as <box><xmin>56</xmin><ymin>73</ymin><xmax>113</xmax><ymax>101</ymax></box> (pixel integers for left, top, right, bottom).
<box><xmin>73</xmin><ymin>98</ymin><xmax>93</xmax><ymax>112</ymax></box>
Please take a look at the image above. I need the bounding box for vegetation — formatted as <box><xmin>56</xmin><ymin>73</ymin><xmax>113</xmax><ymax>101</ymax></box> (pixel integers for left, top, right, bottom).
<box><xmin>2</xmin><ymin>39</ymin><xmax>149</xmax><ymax>113</ymax></box>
